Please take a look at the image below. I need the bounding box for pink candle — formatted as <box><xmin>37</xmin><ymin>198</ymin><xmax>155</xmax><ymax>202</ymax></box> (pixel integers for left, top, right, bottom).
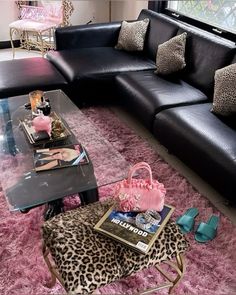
<box><xmin>32</xmin><ymin>114</ymin><xmax>52</xmax><ymax>136</ymax></box>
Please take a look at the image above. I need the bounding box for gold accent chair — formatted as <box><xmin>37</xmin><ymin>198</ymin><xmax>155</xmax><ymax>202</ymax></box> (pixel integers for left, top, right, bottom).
<box><xmin>9</xmin><ymin>0</ymin><xmax>74</xmax><ymax>58</ymax></box>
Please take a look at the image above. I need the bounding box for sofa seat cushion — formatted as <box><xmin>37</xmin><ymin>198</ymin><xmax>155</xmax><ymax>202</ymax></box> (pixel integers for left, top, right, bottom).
<box><xmin>116</xmin><ymin>71</ymin><xmax>208</xmax><ymax>130</ymax></box>
<box><xmin>153</xmin><ymin>103</ymin><xmax>236</xmax><ymax>203</ymax></box>
<box><xmin>47</xmin><ymin>47</ymin><xmax>156</xmax><ymax>83</ymax></box>
<box><xmin>0</xmin><ymin>57</ymin><xmax>68</xmax><ymax>99</ymax></box>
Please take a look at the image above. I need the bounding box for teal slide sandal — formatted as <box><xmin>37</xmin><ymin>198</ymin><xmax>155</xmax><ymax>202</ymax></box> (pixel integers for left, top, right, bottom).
<box><xmin>195</xmin><ymin>215</ymin><xmax>219</xmax><ymax>243</ymax></box>
<box><xmin>176</xmin><ymin>208</ymin><xmax>199</xmax><ymax>234</ymax></box>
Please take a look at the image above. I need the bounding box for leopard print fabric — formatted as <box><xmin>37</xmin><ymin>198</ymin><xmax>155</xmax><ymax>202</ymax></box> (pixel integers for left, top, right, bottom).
<box><xmin>115</xmin><ymin>18</ymin><xmax>149</xmax><ymax>51</ymax></box>
<box><xmin>155</xmin><ymin>32</ymin><xmax>187</xmax><ymax>75</ymax></box>
<box><xmin>212</xmin><ymin>63</ymin><xmax>236</xmax><ymax>116</ymax></box>
<box><xmin>42</xmin><ymin>200</ymin><xmax>188</xmax><ymax>295</ymax></box>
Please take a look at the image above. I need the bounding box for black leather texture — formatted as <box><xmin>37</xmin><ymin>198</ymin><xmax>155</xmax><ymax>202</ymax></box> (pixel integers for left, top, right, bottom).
<box><xmin>55</xmin><ymin>22</ymin><xmax>122</xmax><ymax>51</ymax></box>
<box><xmin>177</xmin><ymin>26</ymin><xmax>236</xmax><ymax>97</ymax></box>
<box><xmin>231</xmin><ymin>54</ymin><xmax>236</xmax><ymax>64</ymax></box>
<box><xmin>47</xmin><ymin>47</ymin><xmax>156</xmax><ymax>83</ymax></box>
<box><xmin>153</xmin><ymin>103</ymin><xmax>236</xmax><ymax>203</ymax></box>
<box><xmin>0</xmin><ymin>57</ymin><xmax>67</xmax><ymax>99</ymax></box>
<box><xmin>138</xmin><ymin>10</ymin><xmax>179</xmax><ymax>61</ymax></box>
<box><xmin>116</xmin><ymin>71</ymin><xmax>208</xmax><ymax>130</ymax></box>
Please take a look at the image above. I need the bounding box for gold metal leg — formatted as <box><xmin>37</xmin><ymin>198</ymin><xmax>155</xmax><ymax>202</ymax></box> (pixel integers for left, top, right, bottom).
<box><xmin>154</xmin><ymin>254</ymin><xmax>186</xmax><ymax>294</ymax></box>
<box><xmin>42</xmin><ymin>243</ymin><xmax>65</xmax><ymax>289</ymax></box>
<box><xmin>38</xmin><ymin>32</ymin><xmax>44</xmax><ymax>57</ymax></box>
<box><xmin>9</xmin><ymin>28</ymin><xmax>16</xmax><ymax>59</ymax></box>
<box><xmin>10</xmin><ymin>24</ymin><xmax>55</xmax><ymax>57</ymax></box>
<box><xmin>42</xmin><ymin>247</ymin><xmax>186</xmax><ymax>294</ymax></box>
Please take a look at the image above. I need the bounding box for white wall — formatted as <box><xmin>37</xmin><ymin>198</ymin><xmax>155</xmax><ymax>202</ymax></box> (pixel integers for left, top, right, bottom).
<box><xmin>111</xmin><ymin>1</ymin><xmax>148</xmax><ymax>21</ymax></box>
<box><xmin>70</xmin><ymin>0</ymin><xmax>148</xmax><ymax>25</ymax></box>
<box><xmin>0</xmin><ymin>1</ymin><xmax>18</xmax><ymax>41</ymax></box>
<box><xmin>70</xmin><ymin>0</ymin><xmax>109</xmax><ymax>25</ymax></box>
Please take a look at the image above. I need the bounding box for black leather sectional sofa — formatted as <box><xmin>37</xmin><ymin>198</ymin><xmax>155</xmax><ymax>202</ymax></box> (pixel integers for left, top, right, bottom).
<box><xmin>0</xmin><ymin>9</ymin><xmax>235</xmax><ymax>204</ymax></box>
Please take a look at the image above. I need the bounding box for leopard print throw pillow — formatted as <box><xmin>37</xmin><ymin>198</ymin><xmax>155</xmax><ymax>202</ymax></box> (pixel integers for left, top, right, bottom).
<box><xmin>155</xmin><ymin>32</ymin><xmax>187</xmax><ymax>75</ymax></box>
<box><xmin>212</xmin><ymin>63</ymin><xmax>236</xmax><ymax>116</ymax></box>
<box><xmin>115</xmin><ymin>18</ymin><xmax>149</xmax><ymax>51</ymax></box>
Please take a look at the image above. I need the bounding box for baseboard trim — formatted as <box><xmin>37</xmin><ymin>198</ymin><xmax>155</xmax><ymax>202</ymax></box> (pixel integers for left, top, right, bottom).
<box><xmin>0</xmin><ymin>40</ymin><xmax>20</xmax><ymax>49</ymax></box>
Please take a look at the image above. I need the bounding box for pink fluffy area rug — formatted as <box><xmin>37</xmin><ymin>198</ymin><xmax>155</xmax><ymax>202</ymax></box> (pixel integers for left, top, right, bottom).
<box><xmin>0</xmin><ymin>107</ymin><xmax>236</xmax><ymax>295</ymax></box>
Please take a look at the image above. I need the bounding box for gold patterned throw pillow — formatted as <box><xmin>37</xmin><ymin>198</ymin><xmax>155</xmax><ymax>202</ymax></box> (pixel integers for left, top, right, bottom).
<box><xmin>115</xmin><ymin>18</ymin><xmax>149</xmax><ymax>51</ymax></box>
<box><xmin>155</xmin><ymin>32</ymin><xmax>187</xmax><ymax>75</ymax></box>
<box><xmin>212</xmin><ymin>63</ymin><xmax>236</xmax><ymax>116</ymax></box>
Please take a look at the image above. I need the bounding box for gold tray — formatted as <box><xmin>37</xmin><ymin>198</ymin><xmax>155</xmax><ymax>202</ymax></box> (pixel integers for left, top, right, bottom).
<box><xmin>21</xmin><ymin>112</ymin><xmax>71</xmax><ymax>146</ymax></box>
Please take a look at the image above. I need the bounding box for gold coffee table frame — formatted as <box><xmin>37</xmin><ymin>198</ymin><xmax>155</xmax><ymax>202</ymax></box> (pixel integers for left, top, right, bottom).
<box><xmin>42</xmin><ymin>242</ymin><xmax>186</xmax><ymax>295</ymax></box>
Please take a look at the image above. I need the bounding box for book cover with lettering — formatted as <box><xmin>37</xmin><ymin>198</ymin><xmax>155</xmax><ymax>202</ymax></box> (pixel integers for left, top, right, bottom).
<box><xmin>94</xmin><ymin>204</ymin><xmax>174</xmax><ymax>254</ymax></box>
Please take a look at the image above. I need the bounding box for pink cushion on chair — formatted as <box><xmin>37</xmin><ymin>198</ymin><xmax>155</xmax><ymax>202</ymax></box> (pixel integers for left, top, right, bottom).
<box><xmin>9</xmin><ymin>19</ymin><xmax>57</xmax><ymax>32</ymax></box>
<box><xmin>20</xmin><ymin>5</ymin><xmax>46</xmax><ymax>21</ymax></box>
<box><xmin>43</xmin><ymin>3</ymin><xmax>63</xmax><ymax>25</ymax></box>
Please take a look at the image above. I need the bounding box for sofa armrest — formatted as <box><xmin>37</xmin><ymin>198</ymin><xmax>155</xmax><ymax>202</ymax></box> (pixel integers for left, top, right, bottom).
<box><xmin>55</xmin><ymin>22</ymin><xmax>122</xmax><ymax>50</ymax></box>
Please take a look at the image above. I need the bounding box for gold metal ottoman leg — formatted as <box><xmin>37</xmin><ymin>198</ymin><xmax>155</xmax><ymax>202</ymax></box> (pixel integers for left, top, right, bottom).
<box><xmin>42</xmin><ymin>243</ymin><xmax>66</xmax><ymax>289</ymax></box>
<box><xmin>169</xmin><ymin>254</ymin><xmax>186</xmax><ymax>294</ymax></box>
<box><xmin>154</xmin><ymin>254</ymin><xmax>186</xmax><ymax>294</ymax></box>
<box><xmin>42</xmin><ymin>243</ymin><xmax>57</xmax><ymax>288</ymax></box>
<box><xmin>42</xmin><ymin>243</ymin><xmax>65</xmax><ymax>289</ymax></box>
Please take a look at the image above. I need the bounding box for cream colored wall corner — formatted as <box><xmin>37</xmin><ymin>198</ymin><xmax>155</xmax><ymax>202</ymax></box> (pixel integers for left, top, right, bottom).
<box><xmin>111</xmin><ymin>0</ymin><xmax>148</xmax><ymax>21</ymax></box>
<box><xmin>70</xmin><ymin>1</ymin><xmax>109</xmax><ymax>25</ymax></box>
<box><xmin>0</xmin><ymin>1</ymin><xmax>18</xmax><ymax>41</ymax></box>
<box><xmin>71</xmin><ymin>0</ymin><xmax>148</xmax><ymax>25</ymax></box>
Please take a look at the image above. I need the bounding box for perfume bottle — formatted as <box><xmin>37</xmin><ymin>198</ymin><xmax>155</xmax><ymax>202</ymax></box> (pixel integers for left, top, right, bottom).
<box><xmin>29</xmin><ymin>90</ymin><xmax>43</xmax><ymax>116</ymax></box>
<box><xmin>36</xmin><ymin>95</ymin><xmax>51</xmax><ymax>116</ymax></box>
<box><xmin>32</xmin><ymin>113</ymin><xmax>52</xmax><ymax>136</ymax></box>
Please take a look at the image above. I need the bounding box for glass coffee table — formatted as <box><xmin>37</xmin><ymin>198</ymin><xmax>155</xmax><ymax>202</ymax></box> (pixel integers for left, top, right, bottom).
<box><xmin>0</xmin><ymin>90</ymin><xmax>130</xmax><ymax>219</ymax></box>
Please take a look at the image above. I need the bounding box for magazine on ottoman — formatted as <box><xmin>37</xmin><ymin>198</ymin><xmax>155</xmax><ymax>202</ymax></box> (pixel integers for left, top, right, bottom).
<box><xmin>94</xmin><ymin>204</ymin><xmax>174</xmax><ymax>254</ymax></box>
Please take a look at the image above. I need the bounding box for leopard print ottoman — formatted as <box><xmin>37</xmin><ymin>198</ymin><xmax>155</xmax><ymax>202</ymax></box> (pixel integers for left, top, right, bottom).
<box><xmin>42</xmin><ymin>200</ymin><xmax>188</xmax><ymax>294</ymax></box>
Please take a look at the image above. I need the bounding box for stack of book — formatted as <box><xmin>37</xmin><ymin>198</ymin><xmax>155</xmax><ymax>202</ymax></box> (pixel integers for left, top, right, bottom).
<box><xmin>94</xmin><ymin>204</ymin><xmax>174</xmax><ymax>254</ymax></box>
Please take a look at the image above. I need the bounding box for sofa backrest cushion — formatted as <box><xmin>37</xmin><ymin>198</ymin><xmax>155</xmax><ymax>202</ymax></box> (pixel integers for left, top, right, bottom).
<box><xmin>138</xmin><ymin>10</ymin><xmax>179</xmax><ymax>61</ymax></box>
<box><xmin>178</xmin><ymin>25</ymin><xmax>235</xmax><ymax>97</ymax></box>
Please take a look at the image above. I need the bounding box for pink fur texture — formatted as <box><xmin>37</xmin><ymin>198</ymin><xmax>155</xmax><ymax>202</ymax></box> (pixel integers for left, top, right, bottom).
<box><xmin>0</xmin><ymin>107</ymin><xmax>236</xmax><ymax>295</ymax></box>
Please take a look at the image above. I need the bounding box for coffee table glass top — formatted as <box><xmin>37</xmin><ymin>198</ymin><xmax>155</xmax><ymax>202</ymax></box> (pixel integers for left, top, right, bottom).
<box><xmin>0</xmin><ymin>90</ymin><xmax>130</xmax><ymax>211</ymax></box>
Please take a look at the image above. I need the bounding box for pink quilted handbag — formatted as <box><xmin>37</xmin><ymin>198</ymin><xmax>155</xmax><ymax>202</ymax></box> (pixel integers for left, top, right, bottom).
<box><xmin>114</xmin><ymin>162</ymin><xmax>166</xmax><ymax>212</ymax></box>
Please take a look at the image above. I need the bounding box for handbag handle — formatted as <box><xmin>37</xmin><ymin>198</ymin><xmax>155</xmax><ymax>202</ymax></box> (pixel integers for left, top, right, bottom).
<box><xmin>127</xmin><ymin>162</ymin><xmax>153</xmax><ymax>185</ymax></box>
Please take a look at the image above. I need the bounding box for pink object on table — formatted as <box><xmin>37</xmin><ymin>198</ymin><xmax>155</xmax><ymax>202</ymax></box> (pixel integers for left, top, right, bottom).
<box><xmin>32</xmin><ymin>114</ymin><xmax>52</xmax><ymax>136</ymax></box>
